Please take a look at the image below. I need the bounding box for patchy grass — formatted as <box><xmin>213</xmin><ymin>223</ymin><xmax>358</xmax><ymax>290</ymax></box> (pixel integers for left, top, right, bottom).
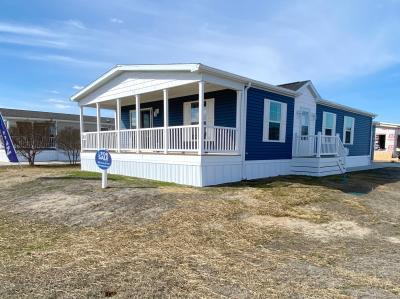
<box><xmin>0</xmin><ymin>166</ymin><xmax>400</xmax><ymax>298</ymax></box>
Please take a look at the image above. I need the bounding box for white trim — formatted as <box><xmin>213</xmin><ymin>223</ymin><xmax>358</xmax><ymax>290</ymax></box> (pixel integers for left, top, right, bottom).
<box><xmin>70</xmin><ymin>63</ymin><xmax>297</xmax><ymax>102</ymax></box>
<box><xmin>343</xmin><ymin>116</ymin><xmax>355</xmax><ymax>145</ymax></box>
<box><xmin>322</xmin><ymin>112</ymin><xmax>336</xmax><ymax>136</ymax></box>
<box><xmin>317</xmin><ymin>99</ymin><xmax>376</xmax><ymax>118</ymax></box>
<box><xmin>263</xmin><ymin>99</ymin><xmax>287</xmax><ymax>143</ymax></box>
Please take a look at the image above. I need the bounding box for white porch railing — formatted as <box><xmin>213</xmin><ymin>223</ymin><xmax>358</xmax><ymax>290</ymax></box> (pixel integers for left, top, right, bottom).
<box><xmin>168</xmin><ymin>125</ymin><xmax>199</xmax><ymax>152</ymax></box>
<box><xmin>82</xmin><ymin>125</ymin><xmax>238</xmax><ymax>154</ymax></box>
<box><xmin>293</xmin><ymin>133</ymin><xmax>348</xmax><ymax>158</ymax></box>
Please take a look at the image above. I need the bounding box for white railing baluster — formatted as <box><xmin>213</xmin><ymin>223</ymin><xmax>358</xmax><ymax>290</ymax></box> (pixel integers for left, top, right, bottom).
<box><xmin>81</xmin><ymin>125</ymin><xmax>238</xmax><ymax>154</ymax></box>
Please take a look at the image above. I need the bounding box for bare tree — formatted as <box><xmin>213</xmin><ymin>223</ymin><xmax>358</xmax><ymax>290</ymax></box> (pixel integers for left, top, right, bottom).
<box><xmin>9</xmin><ymin>121</ymin><xmax>53</xmax><ymax>166</ymax></box>
<box><xmin>56</xmin><ymin>127</ymin><xmax>81</xmax><ymax>165</ymax></box>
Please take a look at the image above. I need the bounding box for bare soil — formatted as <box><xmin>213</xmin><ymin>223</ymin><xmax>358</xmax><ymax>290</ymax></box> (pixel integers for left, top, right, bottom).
<box><xmin>0</xmin><ymin>165</ymin><xmax>399</xmax><ymax>298</ymax></box>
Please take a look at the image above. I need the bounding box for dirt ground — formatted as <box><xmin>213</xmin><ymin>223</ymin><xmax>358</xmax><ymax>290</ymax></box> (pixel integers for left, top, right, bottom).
<box><xmin>0</xmin><ymin>166</ymin><xmax>399</xmax><ymax>298</ymax></box>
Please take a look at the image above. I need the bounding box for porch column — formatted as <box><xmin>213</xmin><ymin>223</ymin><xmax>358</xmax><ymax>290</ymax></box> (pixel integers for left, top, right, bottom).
<box><xmin>316</xmin><ymin>131</ymin><xmax>322</xmax><ymax>157</ymax></box>
<box><xmin>235</xmin><ymin>90</ymin><xmax>242</xmax><ymax>153</ymax></box>
<box><xmin>116</xmin><ymin>98</ymin><xmax>121</xmax><ymax>153</ymax></box>
<box><xmin>163</xmin><ymin>89</ymin><xmax>169</xmax><ymax>154</ymax></box>
<box><xmin>79</xmin><ymin>105</ymin><xmax>84</xmax><ymax>150</ymax></box>
<box><xmin>96</xmin><ymin>103</ymin><xmax>101</xmax><ymax>149</ymax></box>
<box><xmin>135</xmin><ymin>95</ymin><xmax>141</xmax><ymax>153</ymax></box>
<box><xmin>198</xmin><ymin>81</ymin><xmax>205</xmax><ymax>155</ymax></box>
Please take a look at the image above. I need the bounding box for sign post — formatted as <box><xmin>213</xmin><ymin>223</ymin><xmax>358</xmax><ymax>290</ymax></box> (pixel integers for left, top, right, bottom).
<box><xmin>95</xmin><ymin>149</ymin><xmax>112</xmax><ymax>189</ymax></box>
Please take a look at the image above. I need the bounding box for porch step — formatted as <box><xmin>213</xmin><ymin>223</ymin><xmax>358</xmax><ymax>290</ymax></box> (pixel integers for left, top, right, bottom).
<box><xmin>291</xmin><ymin>157</ymin><xmax>346</xmax><ymax>177</ymax></box>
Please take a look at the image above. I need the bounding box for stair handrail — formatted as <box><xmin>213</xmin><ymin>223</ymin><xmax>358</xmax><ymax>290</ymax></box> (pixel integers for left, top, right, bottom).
<box><xmin>335</xmin><ymin>133</ymin><xmax>348</xmax><ymax>158</ymax></box>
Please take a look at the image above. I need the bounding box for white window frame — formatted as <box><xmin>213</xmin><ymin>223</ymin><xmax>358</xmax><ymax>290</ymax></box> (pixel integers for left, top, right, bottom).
<box><xmin>129</xmin><ymin>107</ymin><xmax>153</xmax><ymax>129</ymax></box>
<box><xmin>183</xmin><ymin>98</ymin><xmax>215</xmax><ymax>126</ymax></box>
<box><xmin>263</xmin><ymin>99</ymin><xmax>287</xmax><ymax>143</ymax></box>
<box><xmin>343</xmin><ymin>116</ymin><xmax>355</xmax><ymax>145</ymax></box>
<box><xmin>322</xmin><ymin>112</ymin><xmax>336</xmax><ymax>136</ymax></box>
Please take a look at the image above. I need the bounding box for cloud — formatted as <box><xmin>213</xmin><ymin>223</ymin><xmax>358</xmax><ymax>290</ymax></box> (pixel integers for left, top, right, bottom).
<box><xmin>0</xmin><ymin>22</ymin><xmax>54</xmax><ymax>37</ymax></box>
<box><xmin>73</xmin><ymin>85</ymin><xmax>84</xmax><ymax>90</ymax></box>
<box><xmin>64</xmin><ymin>19</ymin><xmax>86</xmax><ymax>30</ymax></box>
<box><xmin>46</xmin><ymin>98</ymin><xmax>72</xmax><ymax>109</ymax></box>
<box><xmin>110</xmin><ymin>18</ymin><xmax>123</xmax><ymax>24</ymax></box>
<box><xmin>46</xmin><ymin>90</ymin><xmax>60</xmax><ymax>94</ymax></box>
<box><xmin>22</xmin><ymin>53</ymin><xmax>110</xmax><ymax>68</ymax></box>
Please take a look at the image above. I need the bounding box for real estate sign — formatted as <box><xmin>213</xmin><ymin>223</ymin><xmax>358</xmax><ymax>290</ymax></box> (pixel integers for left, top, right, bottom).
<box><xmin>0</xmin><ymin>113</ymin><xmax>19</xmax><ymax>163</ymax></box>
<box><xmin>95</xmin><ymin>149</ymin><xmax>112</xmax><ymax>188</ymax></box>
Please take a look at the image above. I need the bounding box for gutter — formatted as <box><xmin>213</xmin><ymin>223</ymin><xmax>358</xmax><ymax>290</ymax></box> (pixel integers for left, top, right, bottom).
<box><xmin>241</xmin><ymin>82</ymin><xmax>251</xmax><ymax>180</ymax></box>
<box><xmin>317</xmin><ymin>99</ymin><xmax>376</xmax><ymax>118</ymax></box>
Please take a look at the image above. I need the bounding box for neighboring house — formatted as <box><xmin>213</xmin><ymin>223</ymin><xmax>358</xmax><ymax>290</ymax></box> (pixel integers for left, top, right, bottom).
<box><xmin>0</xmin><ymin>108</ymin><xmax>114</xmax><ymax>162</ymax></box>
<box><xmin>71</xmin><ymin>64</ymin><xmax>376</xmax><ymax>186</ymax></box>
<box><xmin>373</xmin><ymin>122</ymin><xmax>400</xmax><ymax>161</ymax></box>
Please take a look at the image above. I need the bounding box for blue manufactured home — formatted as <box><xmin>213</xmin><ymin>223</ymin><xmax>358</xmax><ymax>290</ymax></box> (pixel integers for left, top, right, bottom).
<box><xmin>71</xmin><ymin>64</ymin><xmax>376</xmax><ymax>186</ymax></box>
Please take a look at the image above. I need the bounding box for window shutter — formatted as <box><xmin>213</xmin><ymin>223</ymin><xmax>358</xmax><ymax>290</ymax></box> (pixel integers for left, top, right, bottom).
<box><xmin>263</xmin><ymin>99</ymin><xmax>270</xmax><ymax>141</ymax></box>
<box><xmin>280</xmin><ymin>103</ymin><xmax>287</xmax><ymax>142</ymax></box>
<box><xmin>351</xmin><ymin>118</ymin><xmax>355</xmax><ymax>144</ymax></box>
<box><xmin>205</xmin><ymin>98</ymin><xmax>215</xmax><ymax>140</ymax></box>
<box><xmin>183</xmin><ymin>102</ymin><xmax>191</xmax><ymax>125</ymax></box>
<box><xmin>332</xmin><ymin>114</ymin><xmax>337</xmax><ymax>136</ymax></box>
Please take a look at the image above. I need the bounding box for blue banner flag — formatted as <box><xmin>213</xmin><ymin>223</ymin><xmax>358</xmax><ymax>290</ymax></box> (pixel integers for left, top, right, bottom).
<box><xmin>0</xmin><ymin>113</ymin><xmax>19</xmax><ymax>163</ymax></box>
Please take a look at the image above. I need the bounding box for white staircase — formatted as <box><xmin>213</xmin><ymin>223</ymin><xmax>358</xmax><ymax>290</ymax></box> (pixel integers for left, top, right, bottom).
<box><xmin>291</xmin><ymin>133</ymin><xmax>348</xmax><ymax>176</ymax></box>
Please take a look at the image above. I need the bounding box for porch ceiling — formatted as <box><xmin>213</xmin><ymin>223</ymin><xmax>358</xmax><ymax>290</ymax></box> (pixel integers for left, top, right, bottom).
<box><xmin>85</xmin><ymin>82</ymin><xmax>230</xmax><ymax>109</ymax></box>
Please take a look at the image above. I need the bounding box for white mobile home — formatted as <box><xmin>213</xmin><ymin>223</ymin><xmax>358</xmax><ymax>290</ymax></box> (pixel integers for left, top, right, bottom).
<box><xmin>71</xmin><ymin>64</ymin><xmax>376</xmax><ymax>186</ymax></box>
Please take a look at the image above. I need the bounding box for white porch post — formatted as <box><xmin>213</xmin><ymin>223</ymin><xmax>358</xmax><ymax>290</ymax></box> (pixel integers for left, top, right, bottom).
<box><xmin>96</xmin><ymin>103</ymin><xmax>101</xmax><ymax>149</ymax></box>
<box><xmin>316</xmin><ymin>131</ymin><xmax>322</xmax><ymax>157</ymax></box>
<box><xmin>235</xmin><ymin>90</ymin><xmax>242</xmax><ymax>153</ymax></box>
<box><xmin>198</xmin><ymin>81</ymin><xmax>205</xmax><ymax>155</ymax></box>
<box><xmin>135</xmin><ymin>95</ymin><xmax>140</xmax><ymax>153</ymax></box>
<box><xmin>116</xmin><ymin>98</ymin><xmax>121</xmax><ymax>153</ymax></box>
<box><xmin>79</xmin><ymin>105</ymin><xmax>84</xmax><ymax>150</ymax></box>
<box><xmin>163</xmin><ymin>89</ymin><xmax>169</xmax><ymax>154</ymax></box>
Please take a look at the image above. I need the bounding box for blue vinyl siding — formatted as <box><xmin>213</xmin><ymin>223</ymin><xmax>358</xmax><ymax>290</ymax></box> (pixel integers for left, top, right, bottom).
<box><xmin>245</xmin><ymin>87</ymin><xmax>295</xmax><ymax>161</ymax></box>
<box><xmin>121</xmin><ymin>89</ymin><xmax>237</xmax><ymax>129</ymax></box>
<box><xmin>316</xmin><ymin>104</ymin><xmax>373</xmax><ymax>156</ymax></box>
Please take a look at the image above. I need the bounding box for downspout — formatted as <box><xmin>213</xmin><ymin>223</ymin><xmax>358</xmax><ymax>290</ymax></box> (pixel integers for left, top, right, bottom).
<box><xmin>241</xmin><ymin>82</ymin><xmax>251</xmax><ymax>180</ymax></box>
<box><xmin>369</xmin><ymin>119</ymin><xmax>376</xmax><ymax>165</ymax></box>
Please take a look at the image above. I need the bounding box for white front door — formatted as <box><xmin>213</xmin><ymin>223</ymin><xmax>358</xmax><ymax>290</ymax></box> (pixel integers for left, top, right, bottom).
<box><xmin>296</xmin><ymin>109</ymin><xmax>314</xmax><ymax>156</ymax></box>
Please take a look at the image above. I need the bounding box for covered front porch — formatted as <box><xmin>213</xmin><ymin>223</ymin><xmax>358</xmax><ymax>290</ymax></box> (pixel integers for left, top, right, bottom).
<box><xmin>79</xmin><ymin>80</ymin><xmax>243</xmax><ymax>156</ymax></box>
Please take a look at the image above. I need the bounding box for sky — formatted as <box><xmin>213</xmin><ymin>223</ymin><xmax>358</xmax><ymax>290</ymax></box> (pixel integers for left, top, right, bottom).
<box><xmin>0</xmin><ymin>0</ymin><xmax>399</xmax><ymax>121</ymax></box>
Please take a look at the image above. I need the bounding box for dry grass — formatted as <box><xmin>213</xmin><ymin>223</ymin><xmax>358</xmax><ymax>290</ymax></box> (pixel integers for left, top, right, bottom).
<box><xmin>0</xmin><ymin>165</ymin><xmax>400</xmax><ymax>298</ymax></box>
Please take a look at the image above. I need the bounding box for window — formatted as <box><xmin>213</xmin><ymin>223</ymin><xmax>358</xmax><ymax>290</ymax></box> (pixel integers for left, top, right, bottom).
<box><xmin>322</xmin><ymin>112</ymin><xmax>336</xmax><ymax>136</ymax></box>
<box><xmin>129</xmin><ymin>108</ymin><xmax>153</xmax><ymax>129</ymax></box>
<box><xmin>183</xmin><ymin>99</ymin><xmax>214</xmax><ymax>126</ymax></box>
<box><xmin>343</xmin><ymin>116</ymin><xmax>355</xmax><ymax>144</ymax></box>
<box><xmin>377</xmin><ymin>134</ymin><xmax>386</xmax><ymax>150</ymax></box>
<box><xmin>183</xmin><ymin>99</ymin><xmax>215</xmax><ymax>140</ymax></box>
<box><xmin>300</xmin><ymin>110</ymin><xmax>310</xmax><ymax>136</ymax></box>
<box><xmin>263</xmin><ymin>99</ymin><xmax>287</xmax><ymax>142</ymax></box>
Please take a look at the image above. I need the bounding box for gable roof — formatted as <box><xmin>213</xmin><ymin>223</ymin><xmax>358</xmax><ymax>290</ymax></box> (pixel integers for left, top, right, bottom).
<box><xmin>0</xmin><ymin>107</ymin><xmax>114</xmax><ymax>124</ymax></box>
<box><xmin>277</xmin><ymin>80</ymin><xmax>310</xmax><ymax>91</ymax></box>
<box><xmin>70</xmin><ymin>63</ymin><xmax>298</xmax><ymax>102</ymax></box>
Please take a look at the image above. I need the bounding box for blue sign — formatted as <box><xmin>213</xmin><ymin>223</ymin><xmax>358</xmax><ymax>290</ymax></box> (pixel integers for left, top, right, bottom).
<box><xmin>95</xmin><ymin>149</ymin><xmax>112</xmax><ymax>170</ymax></box>
<box><xmin>0</xmin><ymin>113</ymin><xmax>19</xmax><ymax>163</ymax></box>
